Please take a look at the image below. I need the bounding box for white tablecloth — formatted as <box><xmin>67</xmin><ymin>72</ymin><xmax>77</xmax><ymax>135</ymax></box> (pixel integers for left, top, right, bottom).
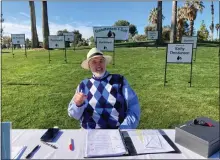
<box><xmin>11</xmin><ymin>129</ymin><xmax>219</xmax><ymax>159</ymax></box>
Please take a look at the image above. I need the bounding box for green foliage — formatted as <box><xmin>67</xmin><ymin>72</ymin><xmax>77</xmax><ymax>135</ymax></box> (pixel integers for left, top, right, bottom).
<box><xmin>198</xmin><ymin>20</ymin><xmax>209</xmax><ymax>41</ymax></box>
<box><xmin>113</xmin><ymin>20</ymin><xmax>138</xmax><ymax>37</ymax></box>
<box><xmin>144</xmin><ymin>25</ymin><xmax>156</xmax><ymax>35</ymax></box>
<box><xmin>132</xmin><ymin>34</ymin><xmax>147</xmax><ymax>42</ymax></box>
<box><xmin>162</xmin><ymin>25</ymin><xmax>171</xmax><ymax>41</ymax></box>
<box><xmin>1</xmin><ymin>47</ymin><xmax>218</xmax><ymax>129</ymax></box>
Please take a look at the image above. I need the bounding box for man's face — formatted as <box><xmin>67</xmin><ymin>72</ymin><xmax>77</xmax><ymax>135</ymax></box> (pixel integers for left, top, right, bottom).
<box><xmin>88</xmin><ymin>56</ymin><xmax>106</xmax><ymax>77</ymax></box>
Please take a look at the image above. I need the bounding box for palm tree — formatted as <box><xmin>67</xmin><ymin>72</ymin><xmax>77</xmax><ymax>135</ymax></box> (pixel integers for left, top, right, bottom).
<box><xmin>215</xmin><ymin>23</ymin><xmax>220</xmax><ymax>39</ymax></box>
<box><xmin>42</xmin><ymin>1</ymin><xmax>50</xmax><ymax>49</ymax></box>
<box><xmin>148</xmin><ymin>8</ymin><xmax>158</xmax><ymax>26</ymax></box>
<box><xmin>177</xmin><ymin>7</ymin><xmax>187</xmax><ymax>41</ymax></box>
<box><xmin>170</xmin><ymin>1</ymin><xmax>177</xmax><ymax>43</ymax></box>
<box><xmin>210</xmin><ymin>1</ymin><xmax>214</xmax><ymax>41</ymax></box>
<box><xmin>184</xmin><ymin>0</ymin><xmax>205</xmax><ymax>36</ymax></box>
<box><xmin>29</xmin><ymin>1</ymin><xmax>39</xmax><ymax>48</ymax></box>
<box><xmin>157</xmin><ymin>1</ymin><xmax>163</xmax><ymax>45</ymax></box>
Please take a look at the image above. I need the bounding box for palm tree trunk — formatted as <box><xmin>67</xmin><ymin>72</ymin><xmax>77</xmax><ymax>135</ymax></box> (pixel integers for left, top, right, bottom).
<box><xmin>29</xmin><ymin>1</ymin><xmax>39</xmax><ymax>48</ymax></box>
<box><xmin>157</xmin><ymin>1</ymin><xmax>163</xmax><ymax>45</ymax></box>
<box><xmin>170</xmin><ymin>1</ymin><xmax>177</xmax><ymax>43</ymax></box>
<box><xmin>211</xmin><ymin>1</ymin><xmax>214</xmax><ymax>41</ymax></box>
<box><xmin>189</xmin><ymin>20</ymin><xmax>194</xmax><ymax>36</ymax></box>
<box><xmin>42</xmin><ymin>1</ymin><xmax>49</xmax><ymax>49</ymax></box>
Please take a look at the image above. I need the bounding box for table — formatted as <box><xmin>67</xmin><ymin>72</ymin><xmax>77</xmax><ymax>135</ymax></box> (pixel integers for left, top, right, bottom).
<box><xmin>11</xmin><ymin>129</ymin><xmax>219</xmax><ymax>159</ymax></box>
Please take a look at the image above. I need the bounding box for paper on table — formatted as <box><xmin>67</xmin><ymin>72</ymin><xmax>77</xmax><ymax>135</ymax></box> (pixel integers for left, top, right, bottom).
<box><xmin>11</xmin><ymin>145</ymin><xmax>27</xmax><ymax>159</ymax></box>
<box><xmin>127</xmin><ymin>130</ymin><xmax>175</xmax><ymax>154</ymax></box>
<box><xmin>85</xmin><ymin>130</ymin><xmax>127</xmax><ymax>158</ymax></box>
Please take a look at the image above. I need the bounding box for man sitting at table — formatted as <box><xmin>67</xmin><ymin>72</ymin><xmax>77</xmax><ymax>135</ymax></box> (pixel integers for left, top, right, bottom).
<box><xmin>68</xmin><ymin>48</ymin><xmax>140</xmax><ymax>129</ymax></box>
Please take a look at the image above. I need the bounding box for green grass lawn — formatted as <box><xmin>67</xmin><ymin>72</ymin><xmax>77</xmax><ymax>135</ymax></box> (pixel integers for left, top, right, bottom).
<box><xmin>2</xmin><ymin>46</ymin><xmax>219</xmax><ymax>129</ymax></box>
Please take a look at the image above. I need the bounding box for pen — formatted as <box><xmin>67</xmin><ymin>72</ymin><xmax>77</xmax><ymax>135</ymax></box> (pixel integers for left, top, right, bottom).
<box><xmin>25</xmin><ymin>145</ymin><xmax>40</xmax><ymax>159</ymax></box>
<box><xmin>41</xmin><ymin>141</ymin><xmax>58</xmax><ymax>149</ymax></box>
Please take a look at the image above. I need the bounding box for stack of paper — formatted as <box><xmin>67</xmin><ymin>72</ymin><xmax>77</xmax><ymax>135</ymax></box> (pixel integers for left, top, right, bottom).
<box><xmin>85</xmin><ymin>130</ymin><xmax>127</xmax><ymax>158</ymax></box>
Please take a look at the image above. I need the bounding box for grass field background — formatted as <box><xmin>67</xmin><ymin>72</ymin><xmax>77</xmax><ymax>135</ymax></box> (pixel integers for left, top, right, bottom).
<box><xmin>1</xmin><ymin>46</ymin><xmax>219</xmax><ymax>129</ymax></box>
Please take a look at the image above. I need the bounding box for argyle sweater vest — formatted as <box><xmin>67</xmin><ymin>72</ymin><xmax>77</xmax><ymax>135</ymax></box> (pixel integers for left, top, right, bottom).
<box><xmin>79</xmin><ymin>73</ymin><xmax>127</xmax><ymax>129</ymax></box>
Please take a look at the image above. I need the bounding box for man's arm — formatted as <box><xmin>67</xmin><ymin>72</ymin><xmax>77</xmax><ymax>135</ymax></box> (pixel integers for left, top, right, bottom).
<box><xmin>119</xmin><ymin>78</ymin><xmax>141</xmax><ymax>129</ymax></box>
<box><xmin>68</xmin><ymin>85</ymin><xmax>86</xmax><ymax>120</ymax></box>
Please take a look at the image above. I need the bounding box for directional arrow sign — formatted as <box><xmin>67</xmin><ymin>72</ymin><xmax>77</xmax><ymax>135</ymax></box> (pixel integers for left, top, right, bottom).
<box><xmin>49</xmin><ymin>35</ymin><xmax>65</xmax><ymax>48</ymax></box>
<box><xmin>104</xmin><ymin>46</ymin><xmax>107</xmax><ymax>49</ymax></box>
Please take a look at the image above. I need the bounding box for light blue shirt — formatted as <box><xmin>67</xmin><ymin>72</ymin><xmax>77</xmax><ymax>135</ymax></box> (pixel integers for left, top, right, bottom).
<box><xmin>68</xmin><ymin>71</ymin><xmax>141</xmax><ymax>129</ymax></box>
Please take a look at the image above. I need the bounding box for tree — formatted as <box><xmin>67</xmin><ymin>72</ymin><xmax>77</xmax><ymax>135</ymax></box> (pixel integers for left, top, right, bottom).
<box><xmin>177</xmin><ymin>7</ymin><xmax>188</xmax><ymax>41</ymax></box>
<box><xmin>129</xmin><ymin>24</ymin><xmax>138</xmax><ymax>37</ymax></box>
<box><xmin>148</xmin><ymin>7</ymin><xmax>165</xmax><ymax>26</ymax></box>
<box><xmin>113</xmin><ymin>20</ymin><xmax>138</xmax><ymax>36</ymax></box>
<box><xmin>215</xmin><ymin>23</ymin><xmax>220</xmax><ymax>39</ymax></box>
<box><xmin>184</xmin><ymin>0</ymin><xmax>205</xmax><ymax>36</ymax></box>
<box><xmin>42</xmin><ymin>1</ymin><xmax>50</xmax><ymax>49</ymax></box>
<box><xmin>157</xmin><ymin>1</ymin><xmax>163</xmax><ymax>45</ymax></box>
<box><xmin>72</xmin><ymin>30</ymin><xmax>82</xmax><ymax>45</ymax></box>
<box><xmin>29</xmin><ymin>1</ymin><xmax>39</xmax><ymax>48</ymax></box>
<box><xmin>144</xmin><ymin>25</ymin><xmax>156</xmax><ymax>35</ymax></box>
<box><xmin>57</xmin><ymin>29</ymin><xmax>68</xmax><ymax>36</ymax></box>
<box><xmin>170</xmin><ymin>1</ymin><xmax>177</xmax><ymax>43</ymax></box>
<box><xmin>197</xmin><ymin>20</ymin><xmax>209</xmax><ymax>41</ymax></box>
<box><xmin>163</xmin><ymin>25</ymin><xmax>171</xmax><ymax>41</ymax></box>
<box><xmin>113</xmin><ymin>20</ymin><xmax>138</xmax><ymax>37</ymax></box>
<box><xmin>210</xmin><ymin>1</ymin><xmax>214</xmax><ymax>41</ymax></box>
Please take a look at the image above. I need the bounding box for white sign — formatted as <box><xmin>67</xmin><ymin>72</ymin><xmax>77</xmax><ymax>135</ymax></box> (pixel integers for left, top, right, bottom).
<box><xmin>147</xmin><ymin>31</ymin><xmax>158</xmax><ymax>40</ymax></box>
<box><xmin>181</xmin><ymin>36</ymin><xmax>197</xmax><ymax>49</ymax></box>
<box><xmin>93</xmin><ymin>26</ymin><xmax>129</xmax><ymax>41</ymax></box>
<box><xmin>49</xmin><ymin>35</ymin><xmax>65</xmax><ymax>48</ymax></box>
<box><xmin>63</xmin><ymin>32</ymin><xmax>74</xmax><ymax>42</ymax></box>
<box><xmin>167</xmin><ymin>44</ymin><xmax>193</xmax><ymax>63</ymax></box>
<box><xmin>11</xmin><ymin>34</ymin><xmax>25</xmax><ymax>45</ymax></box>
<box><xmin>96</xmin><ymin>37</ymin><xmax>114</xmax><ymax>51</ymax></box>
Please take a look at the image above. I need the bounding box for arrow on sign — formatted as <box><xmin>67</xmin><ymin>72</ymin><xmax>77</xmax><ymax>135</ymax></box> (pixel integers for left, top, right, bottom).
<box><xmin>177</xmin><ymin>56</ymin><xmax>182</xmax><ymax>60</ymax></box>
<box><xmin>68</xmin><ymin>38</ymin><xmax>70</xmax><ymax>41</ymax></box>
<box><xmin>55</xmin><ymin>44</ymin><xmax>59</xmax><ymax>47</ymax></box>
<box><xmin>104</xmin><ymin>46</ymin><xmax>107</xmax><ymax>49</ymax></box>
<box><xmin>17</xmin><ymin>41</ymin><xmax>20</xmax><ymax>43</ymax></box>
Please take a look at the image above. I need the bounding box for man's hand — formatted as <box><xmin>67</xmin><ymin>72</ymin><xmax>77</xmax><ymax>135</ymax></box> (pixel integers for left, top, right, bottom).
<box><xmin>73</xmin><ymin>92</ymin><xmax>87</xmax><ymax>107</ymax></box>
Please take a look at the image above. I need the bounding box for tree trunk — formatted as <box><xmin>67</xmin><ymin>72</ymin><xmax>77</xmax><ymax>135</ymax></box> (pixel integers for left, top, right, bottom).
<box><xmin>42</xmin><ymin>1</ymin><xmax>49</xmax><ymax>49</ymax></box>
<box><xmin>170</xmin><ymin>1</ymin><xmax>177</xmax><ymax>43</ymax></box>
<box><xmin>157</xmin><ymin>1</ymin><xmax>163</xmax><ymax>45</ymax></box>
<box><xmin>211</xmin><ymin>1</ymin><xmax>214</xmax><ymax>41</ymax></box>
<box><xmin>189</xmin><ymin>20</ymin><xmax>194</xmax><ymax>36</ymax></box>
<box><xmin>29</xmin><ymin>1</ymin><xmax>39</xmax><ymax>48</ymax></box>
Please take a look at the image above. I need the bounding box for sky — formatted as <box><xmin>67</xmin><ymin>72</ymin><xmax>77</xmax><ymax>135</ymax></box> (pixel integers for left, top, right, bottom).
<box><xmin>1</xmin><ymin>0</ymin><xmax>220</xmax><ymax>41</ymax></box>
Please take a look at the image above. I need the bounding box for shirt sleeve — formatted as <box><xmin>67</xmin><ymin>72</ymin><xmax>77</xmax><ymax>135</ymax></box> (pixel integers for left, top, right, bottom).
<box><xmin>119</xmin><ymin>77</ymin><xmax>141</xmax><ymax>129</ymax></box>
<box><xmin>68</xmin><ymin>85</ymin><xmax>86</xmax><ymax>120</ymax></box>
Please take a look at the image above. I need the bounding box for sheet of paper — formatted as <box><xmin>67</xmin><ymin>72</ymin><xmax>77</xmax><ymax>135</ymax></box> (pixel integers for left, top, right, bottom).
<box><xmin>11</xmin><ymin>146</ymin><xmax>27</xmax><ymax>159</ymax></box>
<box><xmin>85</xmin><ymin>130</ymin><xmax>127</xmax><ymax>157</ymax></box>
<box><xmin>127</xmin><ymin>130</ymin><xmax>175</xmax><ymax>154</ymax></box>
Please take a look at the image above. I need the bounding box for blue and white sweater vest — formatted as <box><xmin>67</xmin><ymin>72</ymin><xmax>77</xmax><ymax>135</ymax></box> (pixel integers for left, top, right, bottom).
<box><xmin>79</xmin><ymin>73</ymin><xmax>127</xmax><ymax>129</ymax></box>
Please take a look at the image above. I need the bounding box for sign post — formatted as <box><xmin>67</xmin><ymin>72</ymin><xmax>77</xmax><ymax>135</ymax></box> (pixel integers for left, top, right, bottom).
<box><xmin>147</xmin><ymin>31</ymin><xmax>158</xmax><ymax>49</ymax></box>
<box><xmin>96</xmin><ymin>37</ymin><xmax>115</xmax><ymax>65</ymax></box>
<box><xmin>48</xmin><ymin>35</ymin><xmax>66</xmax><ymax>63</ymax></box>
<box><xmin>11</xmin><ymin>34</ymin><xmax>26</xmax><ymax>58</ymax></box>
<box><xmin>181</xmin><ymin>36</ymin><xmax>198</xmax><ymax>61</ymax></box>
<box><xmin>164</xmin><ymin>43</ymin><xmax>193</xmax><ymax>87</ymax></box>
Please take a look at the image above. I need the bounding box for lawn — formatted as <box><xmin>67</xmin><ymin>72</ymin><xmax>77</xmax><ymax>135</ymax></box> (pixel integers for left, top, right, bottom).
<box><xmin>1</xmin><ymin>46</ymin><xmax>219</xmax><ymax>129</ymax></box>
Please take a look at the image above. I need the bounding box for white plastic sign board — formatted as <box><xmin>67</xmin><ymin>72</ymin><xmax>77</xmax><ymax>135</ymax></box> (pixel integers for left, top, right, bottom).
<box><xmin>93</xmin><ymin>26</ymin><xmax>129</xmax><ymax>41</ymax></box>
<box><xmin>147</xmin><ymin>31</ymin><xmax>158</xmax><ymax>40</ymax></box>
<box><xmin>96</xmin><ymin>37</ymin><xmax>114</xmax><ymax>51</ymax></box>
<box><xmin>167</xmin><ymin>44</ymin><xmax>193</xmax><ymax>63</ymax></box>
<box><xmin>11</xmin><ymin>34</ymin><xmax>25</xmax><ymax>45</ymax></box>
<box><xmin>63</xmin><ymin>32</ymin><xmax>74</xmax><ymax>42</ymax></box>
<box><xmin>181</xmin><ymin>36</ymin><xmax>197</xmax><ymax>49</ymax></box>
<box><xmin>49</xmin><ymin>35</ymin><xmax>65</xmax><ymax>48</ymax></box>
